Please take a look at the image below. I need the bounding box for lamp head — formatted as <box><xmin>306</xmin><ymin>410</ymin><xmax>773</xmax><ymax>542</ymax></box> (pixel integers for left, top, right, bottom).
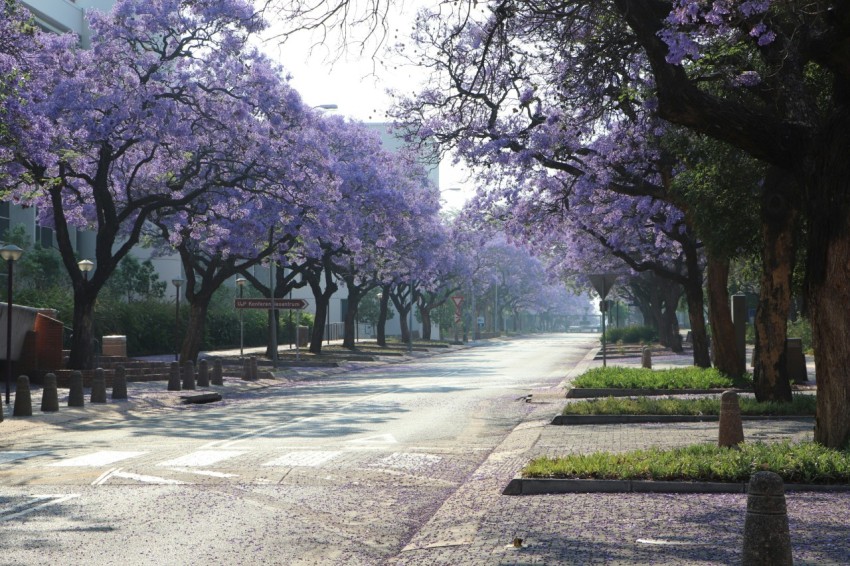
<box><xmin>0</xmin><ymin>244</ymin><xmax>23</xmax><ymax>262</ymax></box>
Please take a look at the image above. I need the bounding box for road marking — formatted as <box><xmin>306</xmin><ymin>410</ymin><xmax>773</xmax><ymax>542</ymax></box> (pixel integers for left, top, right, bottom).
<box><xmin>91</xmin><ymin>467</ymin><xmax>119</xmax><ymax>486</ymax></box>
<box><xmin>263</xmin><ymin>451</ymin><xmax>341</xmax><ymax>467</ymax></box>
<box><xmin>51</xmin><ymin>451</ymin><xmax>147</xmax><ymax>467</ymax></box>
<box><xmin>111</xmin><ymin>471</ymin><xmax>187</xmax><ymax>485</ymax></box>
<box><xmin>200</xmin><ymin>389</ymin><xmax>403</xmax><ymax>450</ymax></box>
<box><xmin>0</xmin><ymin>494</ymin><xmax>80</xmax><ymax>522</ymax></box>
<box><xmin>374</xmin><ymin>452</ymin><xmax>442</xmax><ymax>471</ymax></box>
<box><xmin>0</xmin><ymin>451</ymin><xmax>49</xmax><ymax>464</ymax></box>
<box><xmin>157</xmin><ymin>450</ymin><xmax>245</xmax><ymax>468</ymax></box>
<box><xmin>167</xmin><ymin>468</ymin><xmax>238</xmax><ymax>478</ymax></box>
<box><xmin>347</xmin><ymin>433</ymin><xmax>398</xmax><ymax>445</ymax></box>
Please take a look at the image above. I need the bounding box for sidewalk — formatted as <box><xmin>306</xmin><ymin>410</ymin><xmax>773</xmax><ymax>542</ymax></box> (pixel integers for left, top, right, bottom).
<box><xmin>389</xmin><ymin>344</ymin><xmax>849</xmax><ymax>565</ymax></box>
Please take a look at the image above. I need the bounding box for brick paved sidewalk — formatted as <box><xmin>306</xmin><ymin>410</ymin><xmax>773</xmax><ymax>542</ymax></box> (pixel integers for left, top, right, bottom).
<box><xmin>389</xmin><ymin>345</ymin><xmax>848</xmax><ymax>565</ymax></box>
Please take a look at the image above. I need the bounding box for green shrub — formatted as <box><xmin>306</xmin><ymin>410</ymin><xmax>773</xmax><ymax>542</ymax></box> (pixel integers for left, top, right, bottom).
<box><xmin>603</xmin><ymin>325</ymin><xmax>657</xmax><ymax>344</ymax></box>
<box><xmin>562</xmin><ymin>394</ymin><xmax>817</xmax><ymax>416</ymax></box>
<box><xmin>571</xmin><ymin>366</ymin><xmax>750</xmax><ymax>389</ymax></box>
<box><xmin>522</xmin><ymin>441</ymin><xmax>850</xmax><ymax>484</ymax></box>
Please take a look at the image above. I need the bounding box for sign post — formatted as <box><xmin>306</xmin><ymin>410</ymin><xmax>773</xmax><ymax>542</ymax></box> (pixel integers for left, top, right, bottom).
<box><xmin>588</xmin><ymin>274</ymin><xmax>619</xmax><ymax>368</ymax></box>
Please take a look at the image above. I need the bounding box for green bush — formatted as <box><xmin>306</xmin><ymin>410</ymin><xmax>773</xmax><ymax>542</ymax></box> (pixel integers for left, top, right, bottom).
<box><xmin>562</xmin><ymin>394</ymin><xmax>817</xmax><ymax>416</ymax></box>
<box><xmin>572</xmin><ymin>366</ymin><xmax>750</xmax><ymax>389</ymax></box>
<box><xmin>522</xmin><ymin>441</ymin><xmax>850</xmax><ymax>484</ymax></box>
<box><xmin>603</xmin><ymin>325</ymin><xmax>657</xmax><ymax>344</ymax></box>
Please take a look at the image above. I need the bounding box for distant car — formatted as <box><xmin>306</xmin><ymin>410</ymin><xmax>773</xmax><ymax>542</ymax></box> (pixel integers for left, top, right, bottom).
<box><xmin>568</xmin><ymin>326</ymin><xmax>581</xmax><ymax>333</ymax></box>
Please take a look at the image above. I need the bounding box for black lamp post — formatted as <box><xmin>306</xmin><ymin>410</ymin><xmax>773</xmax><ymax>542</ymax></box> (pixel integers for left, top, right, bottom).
<box><xmin>172</xmin><ymin>278</ymin><xmax>183</xmax><ymax>361</ymax></box>
<box><xmin>1</xmin><ymin>244</ymin><xmax>23</xmax><ymax>406</ymax></box>
<box><xmin>236</xmin><ymin>277</ymin><xmax>246</xmax><ymax>357</ymax></box>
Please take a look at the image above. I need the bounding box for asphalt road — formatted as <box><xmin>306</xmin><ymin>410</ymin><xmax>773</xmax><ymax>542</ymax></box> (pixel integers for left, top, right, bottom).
<box><xmin>0</xmin><ymin>334</ymin><xmax>595</xmax><ymax>565</ymax></box>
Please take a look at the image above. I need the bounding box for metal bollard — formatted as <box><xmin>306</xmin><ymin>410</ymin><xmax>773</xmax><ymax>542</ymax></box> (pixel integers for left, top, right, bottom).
<box><xmin>742</xmin><ymin>471</ymin><xmax>793</xmax><ymax>565</ymax></box>
<box><xmin>13</xmin><ymin>375</ymin><xmax>32</xmax><ymax>416</ymax></box>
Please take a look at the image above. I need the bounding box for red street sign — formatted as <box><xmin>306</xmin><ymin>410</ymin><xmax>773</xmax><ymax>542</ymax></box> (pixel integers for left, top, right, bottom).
<box><xmin>451</xmin><ymin>295</ymin><xmax>464</xmax><ymax>309</ymax></box>
<box><xmin>235</xmin><ymin>298</ymin><xmax>309</xmax><ymax>310</ymax></box>
<box><xmin>454</xmin><ymin>313</ymin><xmax>462</xmax><ymax>324</ymax></box>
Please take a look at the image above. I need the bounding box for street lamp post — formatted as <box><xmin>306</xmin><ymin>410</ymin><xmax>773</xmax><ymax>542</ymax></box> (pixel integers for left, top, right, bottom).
<box><xmin>78</xmin><ymin>259</ymin><xmax>95</xmax><ymax>365</ymax></box>
<box><xmin>1</xmin><ymin>244</ymin><xmax>23</xmax><ymax>406</ymax></box>
<box><xmin>172</xmin><ymin>278</ymin><xmax>183</xmax><ymax>361</ymax></box>
<box><xmin>236</xmin><ymin>277</ymin><xmax>246</xmax><ymax>357</ymax></box>
<box><xmin>408</xmin><ymin>282</ymin><xmax>415</xmax><ymax>354</ymax></box>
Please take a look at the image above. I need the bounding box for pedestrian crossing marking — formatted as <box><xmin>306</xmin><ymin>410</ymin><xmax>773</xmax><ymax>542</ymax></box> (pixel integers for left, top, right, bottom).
<box><xmin>263</xmin><ymin>451</ymin><xmax>342</xmax><ymax>467</ymax></box>
<box><xmin>50</xmin><ymin>451</ymin><xmax>147</xmax><ymax>467</ymax></box>
<box><xmin>157</xmin><ymin>450</ymin><xmax>245</xmax><ymax>468</ymax></box>
<box><xmin>347</xmin><ymin>433</ymin><xmax>398</xmax><ymax>445</ymax></box>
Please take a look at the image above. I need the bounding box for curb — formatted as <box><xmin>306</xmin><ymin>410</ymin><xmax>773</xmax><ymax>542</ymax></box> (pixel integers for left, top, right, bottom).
<box><xmin>551</xmin><ymin>414</ymin><xmax>816</xmax><ymax>425</ymax></box>
<box><xmin>502</xmin><ymin>477</ymin><xmax>850</xmax><ymax>496</ymax></box>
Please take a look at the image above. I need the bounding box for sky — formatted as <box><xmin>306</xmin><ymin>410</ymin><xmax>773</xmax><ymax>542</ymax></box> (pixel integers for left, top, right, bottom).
<box><xmin>256</xmin><ymin>2</ymin><xmax>474</xmax><ymax>211</ymax></box>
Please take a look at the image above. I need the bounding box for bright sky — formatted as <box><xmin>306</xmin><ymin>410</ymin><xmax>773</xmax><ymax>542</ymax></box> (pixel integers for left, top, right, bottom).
<box><xmin>257</xmin><ymin>4</ymin><xmax>474</xmax><ymax>211</ymax></box>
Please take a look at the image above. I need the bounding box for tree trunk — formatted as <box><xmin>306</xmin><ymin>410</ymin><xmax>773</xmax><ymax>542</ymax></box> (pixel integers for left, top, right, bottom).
<box><xmin>753</xmin><ymin>168</ymin><xmax>797</xmax><ymax>402</ymax></box>
<box><xmin>181</xmin><ymin>301</ymin><xmax>209</xmax><ymax>363</ymax></box>
<box><xmin>68</xmin><ymin>288</ymin><xmax>96</xmax><ymax>370</ymax></box>
<box><xmin>342</xmin><ymin>284</ymin><xmax>362</xmax><ymax>349</ymax></box>
<box><xmin>683</xmin><ymin>278</ymin><xmax>710</xmax><ymax>367</ymax></box>
<box><xmin>377</xmin><ymin>285</ymin><xmax>390</xmax><ymax>347</ymax></box>
<box><xmin>706</xmin><ymin>256</ymin><xmax>743</xmax><ymax>377</ymax></box>
<box><xmin>420</xmin><ymin>307</ymin><xmax>432</xmax><ymax>340</ymax></box>
<box><xmin>265</xmin><ymin>310</ymin><xmax>281</xmax><ymax>359</ymax></box>
<box><xmin>310</xmin><ymin>295</ymin><xmax>329</xmax><ymax>354</ymax></box>
<box><xmin>807</xmin><ymin>114</ymin><xmax>850</xmax><ymax>447</ymax></box>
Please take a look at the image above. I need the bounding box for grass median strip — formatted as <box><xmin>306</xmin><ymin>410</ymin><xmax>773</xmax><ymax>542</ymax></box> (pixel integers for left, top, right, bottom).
<box><xmin>571</xmin><ymin>366</ymin><xmax>751</xmax><ymax>390</ymax></box>
<box><xmin>562</xmin><ymin>394</ymin><xmax>817</xmax><ymax>416</ymax></box>
<box><xmin>522</xmin><ymin>441</ymin><xmax>850</xmax><ymax>484</ymax></box>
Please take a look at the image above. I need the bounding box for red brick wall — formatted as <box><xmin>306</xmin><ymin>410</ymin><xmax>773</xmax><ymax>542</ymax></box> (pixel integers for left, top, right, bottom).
<box><xmin>33</xmin><ymin>313</ymin><xmax>64</xmax><ymax>371</ymax></box>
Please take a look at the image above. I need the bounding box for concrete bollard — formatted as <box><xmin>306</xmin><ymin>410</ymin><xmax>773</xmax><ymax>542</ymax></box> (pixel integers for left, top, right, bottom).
<box><xmin>242</xmin><ymin>357</ymin><xmax>250</xmax><ymax>381</ymax></box>
<box><xmin>211</xmin><ymin>359</ymin><xmax>223</xmax><ymax>386</ymax></box>
<box><xmin>250</xmin><ymin>356</ymin><xmax>258</xmax><ymax>381</ymax></box>
<box><xmin>41</xmin><ymin>373</ymin><xmax>59</xmax><ymax>412</ymax></box>
<box><xmin>68</xmin><ymin>370</ymin><xmax>85</xmax><ymax>407</ymax></box>
<box><xmin>182</xmin><ymin>360</ymin><xmax>196</xmax><ymax>390</ymax></box>
<box><xmin>13</xmin><ymin>375</ymin><xmax>32</xmax><ymax>416</ymax></box>
<box><xmin>168</xmin><ymin>361</ymin><xmax>181</xmax><ymax>391</ymax></box>
<box><xmin>718</xmin><ymin>390</ymin><xmax>745</xmax><ymax>447</ymax></box>
<box><xmin>90</xmin><ymin>368</ymin><xmax>107</xmax><ymax>403</ymax></box>
<box><xmin>112</xmin><ymin>365</ymin><xmax>128</xmax><ymax>400</ymax></box>
<box><xmin>742</xmin><ymin>471</ymin><xmax>793</xmax><ymax>565</ymax></box>
<box><xmin>197</xmin><ymin>359</ymin><xmax>209</xmax><ymax>388</ymax></box>
<box><xmin>641</xmin><ymin>347</ymin><xmax>652</xmax><ymax>369</ymax></box>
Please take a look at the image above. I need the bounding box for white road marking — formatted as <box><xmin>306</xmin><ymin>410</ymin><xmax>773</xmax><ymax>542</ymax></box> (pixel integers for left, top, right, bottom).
<box><xmin>0</xmin><ymin>494</ymin><xmax>80</xmax><ymax>522</ymax></box>
<box><xmin>263</xmin><ymin>451</ymin><xmax>341</xmax><ymax>467</ymax></box>
<box><xmin>0</xmin><ymin>451</ymin><xmax>49</xmax><ymax>464</ymax></box>
<box><xmin>51</xmin><ymin>451</ymin><xmax>147</xmax><ymax>467</ymax></box>
<box><xmin>374</xmin><ymin>452</ymin><xmax>442</xmax><ymax>471</ymax></box>
<box><xmin>91</xmin><ymin>467</ymin><xmax>119</xmax><ymax>486</ymax></box>
<box><xmin>347</xmin><ymin>434</ymin><xmax>398</xmax><ymax>445</ymax></box>
<box><xmin>110</xmin><ymin>471</ymin><xmax>186</xmax><ymax>485</ymax></box>
<box><xmin>157</xmin><ymin>450</ymin><xmax>245</xmax><ymax>468</ymax></box>
<box><xmin>167</xmin><ymin>468</ymin><xmax>238</xmax><ymax>478</ymax></box>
